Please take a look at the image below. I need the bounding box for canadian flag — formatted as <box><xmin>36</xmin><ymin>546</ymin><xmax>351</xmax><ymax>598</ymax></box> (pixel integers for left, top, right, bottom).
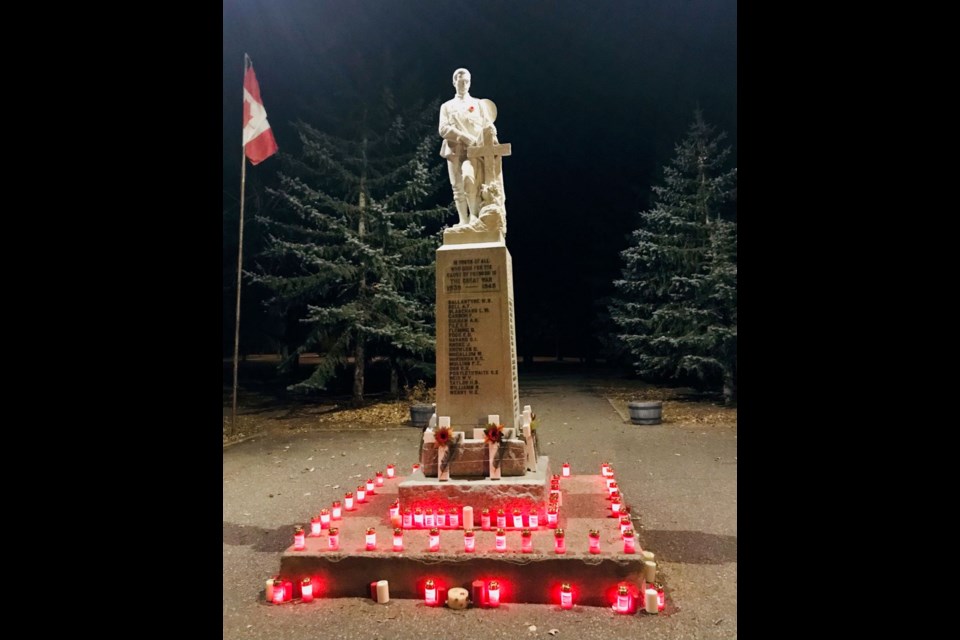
<box><xmin>243</xmin><ymin>62</ymin><xmax>278</xmax><ymax>165</ymax></box>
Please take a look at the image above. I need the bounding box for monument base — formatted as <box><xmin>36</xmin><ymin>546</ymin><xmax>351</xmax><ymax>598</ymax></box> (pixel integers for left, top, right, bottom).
<box><xmin>276</xmin><ymin>471</ymin><xmax>652</xmax><ymax>607</ymax></box>
<box><xmin>401</xmin><ymin>456</ymin><xmax>550</xmax><ymax>511</ymax></box>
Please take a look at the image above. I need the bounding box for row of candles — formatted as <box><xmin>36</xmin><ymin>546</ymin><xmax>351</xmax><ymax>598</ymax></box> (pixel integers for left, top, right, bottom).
<box><xmin>268</xmin><ymin>575</ymin><xmax>665</xmax><ymax>613</ymax></box>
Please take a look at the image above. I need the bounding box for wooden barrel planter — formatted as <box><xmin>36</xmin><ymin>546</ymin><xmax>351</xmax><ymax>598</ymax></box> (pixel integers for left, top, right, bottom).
<box><xmin>628</xmin><ymin>401</ymin><xmax>662</xmax><ymax>425</ymax></box>
<box><xmin>409</xmin><ymin>404</ymin><xmax>435</xmax><ymax>427</ymax></box>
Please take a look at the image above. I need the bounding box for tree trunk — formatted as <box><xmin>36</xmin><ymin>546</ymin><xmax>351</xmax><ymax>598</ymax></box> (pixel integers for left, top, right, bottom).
<box><xmin>353</xmin><ymin>341</ymin><xmax>365</xmax><ymax>404</ymax></box>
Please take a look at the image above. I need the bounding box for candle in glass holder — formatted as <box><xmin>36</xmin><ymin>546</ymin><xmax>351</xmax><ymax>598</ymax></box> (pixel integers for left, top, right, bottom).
<box><xmin>332</xmin><ymin>500</ymin><xmax>342</xmax><ymax>520</ymax></box>
<box><xmin>528</xmin><ymin>511</ymin><xmax>539</xmax><ymax>529</ymax></box>
<box><xmin>521</xmin><ymin>528</ymin><xmax>533</xmax><ymax>553</ymax></box>
<box><xmin>606</xmin><ymin>465</ymin><xmax>615</xmax><ymax>478</ymax></box>
<box><xmin>560</xmin><ymin>582</ymin><xmax>572</xmax><ymax>609</ymax></box>
<box><xmin>547</xmin><ymin>506</ymin><xmax>558</xmax><ymax>527</ymax></box>
<box><xmin>282</xmin><ymin>579</ymin><xmax>293</xmax><ymax>601</ymax></box>
<box><xmin>449</xmin><ymin>508</ymin><xmax>459</xmax><ymax>529</ymax></box>
<box><xmin>328</xmin><ymin>527</ymin><xmax>339</xmax><ymax>550</ymax></box>
<box><xmin>265</xmin><ymin>578</ymin><xmax>275</xmax><ymax>602</ymax></box>
<box><xmin>654</xmin><ymin>583</ymin><xmax>665</xmax><ymax>611</ymax></box>
<box><xmin>617</xmin><ymin>585</ymin><xmax>631</xmax><ymax>613</ymax></box>
<box><xmin>644</xmin><ymin>560</ymin><xmax>657</xmax><ymax>583</ymax></box>
<box><xmin>389</xmin><ymin>500</ymin><xmax>400</xmax><ymax>518</ymax></box>
<box><xmin>393</xmin><ymin>528</ymin><xmax>404</xmax><ymax>551</ymax></box>
<box><xmin>390</xmin><ymin>513</ymin><xmax>402</xmax><ymax>529</ymax></box>
<box><xmin>310</xmin><ymin>515</ymin><xmax>321</xmax><ymax>537</ymax></box>
<box><xmin>412</xmin><ymin>462</ymin><xmax>421</xmax><ymax>473</ymax></box>
<box><xmin>481</xmin><ymin>508</ymin><xmax>491</xmax><ymax>530</ymax></box>
<box><xmin>414</xmin><ymin>508</ymin><xmax>424</xmax><ymax>528</ymax></box>
<box><xmin>294</xmin><ymin>526</ymin><xmax>305</xmax><ymax>551</ymax></box>
<box><xmin>424</xmin><ymin>508</ymin><xmax>435</xmax><ymax>528</ymax></box>
<box><xmin>562</xmin><ymin>462</ymin><xmax>571</xmax><ymax>477</ymax></box>
<box><xmin>365</xmin><ymin>527</ymin><xmax>377</xmax><ymax>550</ymax></box>
<box><xmin>495</xmin><ymin>528</ymin><xmax>507</xmax><ymax>552</ymax></box>
<box><xmin>512</xmin><ymin>508</ymin><xmax>523</xmax><ymax>529</ymax></box>
<box><xmin>403</xmin><ymin>507</ymin><xmax>412</xmax><ymax>529</ymax></box>
<box><xmin>437</xmin><ymin>507</ymin><xmax>446</xmax><ymax>528</ymax></box>
<box><xmin>366</xmin><ymin>478</ymin><xmax>375</xmax><ymax>494</ymax></box>
<box><xmin>620</xmin><ymin>517</ymin><xmax>632</xmax><ymax>535</ymax></box>
<box><xmin>463</xmin><ymin>529</ymin><xmax>475</xmax><ymax>552</ymax></box>
<box><xmin>601</xmin><ymin>462</ymin><xmax>610</xmax><ymax>476</ymax></box>
<box><xmin>272</xmin><ymin>580</ymin><xmax>285</xmax><ymax>604</ymax></box>
<box><xmin>386</xmin><ymin>464</ymin><xmax>395</xmax><ymax>478</ymax></box>
<box><xmin>589</xmin><ymin>529</ymin><xmax>601</xmax><ymax>554</ymax></box>
<box><xmin>301</xmin><ymin>577</ymin><xmax>313</xmax><ymax>603</ymax></box>
<box><xmin>554</xmin><ymin>528</ymin><xmax>566</xmax><ymax>554</ymax></box>
<box><xmin>376</xmin><ymin>471</ymin><xmax>384</xmax><ymax>487</ymax></box>
<box><xmin>320</xmin><ymin>508</ymin><xmax>331</xmax><ymax>529</ymax></box>
<box><xmin>619</xmin><ymin>505</ymin><xmax>630</xmax><ymax>518</ymax></box>
<box><xmin>462</xmin><ymin>506</ymin><xmax>473</xmax><ymax>530</ymax></box>
<box><xmin>550</xmin><ymin>487</ymin><xmax>561</xmax><ymax>507</ymax></box>
<box><xmin>610</xmin><ymin>496</ymin><xmax>622</xmax><ymax>516</ymax></box>
<box><xmin>357</xmin><ymin>486</ymin><xmax>366</xmax><ymax>503</ymax></box>
<box><xmin>487</xmin><ymin>580</ymin><xmax>500</xmax><ymax>607</ymax></box>
<box><xmin>425</xmin><ymin>579</ymin><xmax>437</xmax><ymax>605</ymax></box>
<box><xmin>429</xmin><ymin>528</ymin><xmax>441</xmax><ymax>551</ymax></box>
<box><xmin>623</xmin><ymin>529</ymin><xmax>636</xmax><ymax>553</ymax></box>
<box><xmin>607</xmin><ymin>481</ymin><xmax>618</xmax><ymax>495</ymax></box>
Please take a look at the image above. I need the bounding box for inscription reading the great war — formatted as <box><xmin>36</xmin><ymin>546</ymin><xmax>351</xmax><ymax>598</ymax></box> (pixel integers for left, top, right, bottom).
<box><xmin>445</xmin><ymin>258</ymin><xmax>500</xmax><ymax>294</ymax></box>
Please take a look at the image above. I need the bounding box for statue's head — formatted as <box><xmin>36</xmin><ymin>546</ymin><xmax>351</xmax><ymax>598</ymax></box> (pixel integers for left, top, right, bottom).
<box><xmin>481</xmin><ymin>181</ymin><xmax>503</xmax><ymax>204</ymax></box>
<box><xmin>452</xmin><ymin>68</ymin><xmax>471</xmax><ymax>93</ymax></box>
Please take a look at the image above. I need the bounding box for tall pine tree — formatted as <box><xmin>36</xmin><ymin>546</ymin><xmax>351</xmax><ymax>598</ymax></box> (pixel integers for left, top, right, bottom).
<box><xmin>252</xmin><ymin>94</ymin><xmax>448</xmax><ymax>403</ymax></box>
<box><xmin>610</xmin><ymin>111</ymin><xmax>737</xmax><ymax>403</ymax></box>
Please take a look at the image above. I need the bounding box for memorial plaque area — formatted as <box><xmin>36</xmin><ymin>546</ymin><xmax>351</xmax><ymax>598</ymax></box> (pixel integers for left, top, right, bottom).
<box><xmin>436</xmin><ymin>242</ymin><xmax>520</xmax><ymax>430</ymax></box>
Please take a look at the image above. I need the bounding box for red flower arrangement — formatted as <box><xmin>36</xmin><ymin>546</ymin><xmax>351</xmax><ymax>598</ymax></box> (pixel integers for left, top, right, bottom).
<box><xmin>484</xmin><ymin>423</ymin><xmax>504</xmax><ymax>445</ymax></box>
<box><xmin>434</xmin><ymin>426</ymin><xmax>453</xmax><ymax>448</ymax></box>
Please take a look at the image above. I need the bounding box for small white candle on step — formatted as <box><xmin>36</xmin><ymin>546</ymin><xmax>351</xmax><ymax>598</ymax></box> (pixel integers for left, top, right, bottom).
<box><xmin>645</xmin><ymin>588</ymin><xmax>659</xmax><ymax>614</ymax></box>
<box><xmin>376</xmin><ymin>580</ymin><xmax>390</xmax><ymax>604</ymax></box>
<box><xmin>439</xmin><ymin>416</ymin><xmax>451</xmax><ymax>428</ymax></box>
<box><xmin>644</xmin><ymin>560</ymin><xmax>657</xmax><ymax>582</ymax></box>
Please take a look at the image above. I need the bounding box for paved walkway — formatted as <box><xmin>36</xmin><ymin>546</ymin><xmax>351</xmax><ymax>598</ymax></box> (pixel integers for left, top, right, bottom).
<box><xmin>223</xmin><ymin>372</ymin><xmax>737</xmax><ymax>639</ymax></box>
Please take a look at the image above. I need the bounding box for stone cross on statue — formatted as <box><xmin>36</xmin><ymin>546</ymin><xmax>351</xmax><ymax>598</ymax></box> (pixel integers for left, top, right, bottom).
<box><xmin>468</xmin><ymin>128</ymin><xmax>511</xmax><ymax>198</ymax></box>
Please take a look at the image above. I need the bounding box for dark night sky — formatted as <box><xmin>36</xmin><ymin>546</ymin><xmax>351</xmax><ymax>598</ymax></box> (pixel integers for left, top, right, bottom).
<box><xmin>223</xmin><ymin>0</ymin><xmax>737</xmax><ymax>359</ymax></box>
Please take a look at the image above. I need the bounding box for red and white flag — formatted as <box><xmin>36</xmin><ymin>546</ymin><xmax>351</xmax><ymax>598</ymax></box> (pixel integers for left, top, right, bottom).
<box><xmin>243</xmin><ymin>61</ymin><xmax>278</xmax><ymax>165</ymax></box>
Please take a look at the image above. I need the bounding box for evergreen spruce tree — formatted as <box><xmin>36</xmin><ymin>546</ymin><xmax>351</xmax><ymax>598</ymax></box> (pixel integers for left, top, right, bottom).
<box><xmin>610</xmin><ymin>110</ymin><xmax>737</xmax><ymax>402</ymax></box>
<box><xmin>252</xmin><ymin>95</ymin><xmax>448</xmax><ymax>403</ymax></box>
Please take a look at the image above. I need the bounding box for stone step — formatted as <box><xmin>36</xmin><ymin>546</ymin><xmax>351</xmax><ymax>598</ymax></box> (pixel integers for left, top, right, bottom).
<box><xmin>276</xmin><ymin>473</ymin><xmax>650</xmax><ymax>607</ymax></box>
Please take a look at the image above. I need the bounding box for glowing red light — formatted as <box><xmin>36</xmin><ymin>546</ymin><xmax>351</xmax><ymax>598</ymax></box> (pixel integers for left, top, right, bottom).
<box><xmin>366</xmin><ymin>479</ymin><xmax>375</xmax><ymax>494</ymax></box>
<box><xmin>464</xmin><ymin>529</ymin><xmax>475</xmax><ymax>552</ymax></box>
<box><xmin>328</xmin><ymin>527</ymin><xmax>339</xmax><ymax>550</ymax></box>
<box><xmin>320</xmin><ymin>509</ymin><xmax>331</xmax><ymax>529</ymax></box>
<box><xmin>389</xmin><ymin>500</ymin><xmax>400</xmax><ymax>518</ymax></box>
<box><xmin>623</xmin><ymin>529</ymin><xmax>636</xmax><ymax>553</ymax></box>
<box><xmin>562</xmin><ymin>462</ymin><xmax>570</xmax><ymax>477</ymax></box>
<box><xmin>495</xmin><ymin>528</ymin><xmax>507</xmax><ymax>551</ymax></box>
<box><xmin>487</xmin><ymin>580</ymin><xmax>500</xmax><ymax>607</ymax></box>
<box><xmin>365</xmin><ymin>528</ymin><xmax>377</xmax><ymax>550</ymax></box>
<box><xmin>449</xmin><ymin>509</ymin><xmax>459</xmax><ymax>528</ymax></box>
<box><xmin>616</xmin><ymin>585</ymin><xmax>631</xmax><ymax>613</ymax></box>
<box><xmin>301</xmin><ymin>577</ymin><xmax>314</xmax><ymax>603</ymax></box>
<box><xmin>657</xmin><ymin>584</ymin><xmax>666</xmax><ymax>611</ymax></box>
<box><xmin>496</xmin><ymin>509</ymin><xmax>506</xmax><ymax>529</ymax></box>
<box><xmin>414</xmin><ymin>508</ymin><xmax>424</xmax><ymax>528</ymax></box>
<box><xmin>357</xmin><ymin>486</ymin><xmax>366</xmax><ymax>503</ymax></box>
<box><xmin>386</xmin><ymin>464</ymin><xmax>395</xmax><ymax>478</ymax></box>
<box><xmin>425</xmin><ymin>579</ymin><xmax>437</xmax><ymax>605</ymax></box>
<box><xmin>611</xmin><ymin>497</ymin><xmax>622</xmax><ymax>516</ymax></box>
<box><xmin>403</xmin><ymin>508</ymin><xmax>412</xmax><ymax>528</ymax></box>
<box><xmin>589</xmin><ymin>530</ymin><xmax>601</xmax><ymax>554</ymax></box>
<box><xmin>429</xmin><ymin>528</ymin><xmax>441</xmax><ymax>551</ymax></box>
<box><xmin>332</xmin><ymin>501</ymin><xmax>342</xmax><ymax>519</ymax></box>
<box><xmin>513</xmin><ymin>509</ymin><xmax>523</xmax><ymax>529</ymax></box>
<box><xmin>608</xmin><ymin>481</ymin><xmax>618</xmax><ymax>495</ymax></box>
<box><xmin>344</xmin><ymin>493</ymin><xmax>354</xmax><ymax>511</ymax></box>
<box><xmin>554</xmin><ymin>528</ymin><xmax>566</xmax><ymax>554</ymax></box>
<box><xmin>560</xmin><ymin>583</ymin><xmax>572</xmax><ymax>609</ymax></box>
<box><xmin>437</xmin><ymin>507</ymin><xmax>446</xmax><ymax>527</ymax></box>
<box><xmin>412</xmin><ymin>463</ymin><xmax>421</xmax><ymax>473</ymax></box>
<box><xmin>620</xmin><ymin>517</ymin><xmax>632</xmax><ymax>535</ymax></box>
<box><xmin>521</xmin><ymin>529</ymin><xmax>533</xmax><ymax>553</ymax></box>
<box><xmin>481</xmin><ymin>509</ymin><xmax>491</xmax><ymax>530</ymax></box>
<box><xmin>547</xmin><ymin>506</ymin><xmax>558</xmax><ymax>527</ymax></box>
<box><xmin>393</xmin><ymin>528</ymin><xmax>404</xmax><ymax>551</ymax></box>
<box><xmin>294</xmin><ymin>526</ymin><xmax>305</xmax><ymax>551</ymax></box>
<box><xmin>529</xmin><ymin>511</ymin><xmax>539</xmax><ymax>529</ymax></box>
<box><xmin>272</xmin><ymin>580</ymin><xmax>285</xmax><ymax>604</ymax></box>
<box><xmin>376</xmin><ymin>471</ymin><xmax>384</xmax><ymax>486</ymax></box>
<box><xmin>424</xmin><ymin>508</ymin><xmax>435</xmax><ymax>528</ymax></box>
<box><xmin>310</xmin><ymin>516</ymin><xmax>321</xmax><ymax>537</ymax></box>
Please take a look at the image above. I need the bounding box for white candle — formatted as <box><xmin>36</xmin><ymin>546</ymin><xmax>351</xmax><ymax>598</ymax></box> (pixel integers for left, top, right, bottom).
<box><xmin>265</xmin><ymin>578</ymin><xmax>274</xmax><ymax>602</ymax></box>
<box><xmin>642</xmin><ymin>550</ymin><xmax>655</xmax><ymax>563</ymax></box>
<box><xmin>376</xmin><ymin>580</ymin><xmax>390</xmax><ymax>604</ymax></box>
<box><xmin>645</xmin><ymin>588</ymin><xmax>658</xmax><ymax>614</ymax></box>
<box><xmin>644</xmin><ymin>560</ymin><xmax>657</xmax><ymax>583</ymax></box>
<box><xmin>462</xmin><ymin>506</ymin><xmax>474</xmax><ymax>530</ymax></box>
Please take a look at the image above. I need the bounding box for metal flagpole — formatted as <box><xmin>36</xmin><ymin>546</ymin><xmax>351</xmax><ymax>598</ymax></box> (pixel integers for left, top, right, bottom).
<box><xmin>231</xmin><ymin>53</ymin><xmax>251</xmax><ymax>435</ymax></box>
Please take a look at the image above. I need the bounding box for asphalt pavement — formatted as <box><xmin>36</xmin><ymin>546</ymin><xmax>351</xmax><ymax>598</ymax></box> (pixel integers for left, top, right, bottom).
<box><xmin>223</xmin><ymin>371</ymin><xmax>737</xmax><ymax>639</ymax></box>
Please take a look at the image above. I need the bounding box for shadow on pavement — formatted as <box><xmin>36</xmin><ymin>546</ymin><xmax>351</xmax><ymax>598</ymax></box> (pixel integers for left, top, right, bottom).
<box><xmin>640</xmin><ymin>529</ymin><xmax>737</xmax><ymax>564</ymax></box>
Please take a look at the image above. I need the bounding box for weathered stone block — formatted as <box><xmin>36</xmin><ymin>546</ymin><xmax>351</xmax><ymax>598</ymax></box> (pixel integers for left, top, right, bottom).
<box><xmin>421</xmin><ymin>438</ymin><xmax>526</xmax><ymax>477</ymax></box>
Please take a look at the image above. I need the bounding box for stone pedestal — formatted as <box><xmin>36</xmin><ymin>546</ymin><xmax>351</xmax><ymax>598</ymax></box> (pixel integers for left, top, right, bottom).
<box><xmin>421</xmin><ymin>438</ymin><xmax>526</xmax><ymax>477</ymax></box>
<box><xmin>435</xmin><ymin>241</ymin><xmax>520</xmax><ymax>430</ymax></box>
